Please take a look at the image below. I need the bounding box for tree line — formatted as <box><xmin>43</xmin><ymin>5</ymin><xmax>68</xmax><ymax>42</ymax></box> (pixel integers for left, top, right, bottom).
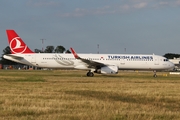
<box><xmin>163</xmin><ymin>53</ymin><xmax>180</xmax><ymax>59</ymax></box>
<box><xmin>35</xmin><ymin>45</ymin><xmax>71</xmax><ymax>53</ymax></box>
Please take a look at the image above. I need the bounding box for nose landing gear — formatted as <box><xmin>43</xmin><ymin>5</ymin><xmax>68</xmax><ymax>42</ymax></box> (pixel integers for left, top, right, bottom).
<box><xmin>153</xmin><ymin>70</ymin><xmax>157</xmax><ymax>77</ymax></box>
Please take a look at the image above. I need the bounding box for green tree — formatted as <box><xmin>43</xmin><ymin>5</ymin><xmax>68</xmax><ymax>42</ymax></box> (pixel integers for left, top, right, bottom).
<box><xmin>34</xmin><ymin>49</ymin><xmax>43</xmax><ymax>53</ymax></box>
<box><xmin>44</xmin><ymin>46</ymin><xmax>54</xmax><ymax>53</ymax></box>
<box><xmin>1</xmin><ymin>46</ymin><xmax>17</xmax><ymax>65</ymax></box>
<box><xmin>55</xmin><ymin>46</ymin><xmax>66</xmax><ymax>53</ymax></box>
<box><xmin>3</xmin><ymin>46</ymin><xmax>11</xmax><ymax>54</ymax></box>
<box><xmin>65</xmin><ymin>49</ymin><xmax>71</xmax><ymax>53</ymax></box>
<box><xmin>164</xmin><ymin>53</ymin><xmax>180</xmax><ymax>59</ymax></box>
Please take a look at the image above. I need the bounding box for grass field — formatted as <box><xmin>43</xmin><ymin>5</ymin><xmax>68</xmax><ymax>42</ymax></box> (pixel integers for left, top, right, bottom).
<box><xmin>0</xmin><ymin>70</ymin><xmax>180</xmax><ymax>120</ymax></box>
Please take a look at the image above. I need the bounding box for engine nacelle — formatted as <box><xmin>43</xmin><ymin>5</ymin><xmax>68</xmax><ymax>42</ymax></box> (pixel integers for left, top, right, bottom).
<box><xmin>74</xmin><ymin>65</ymin><xmax>88</xmax><ymax>70</ymax></box>
<box><xmin>96</xmin><ymin>65</ymin><xmax>118</xmax><ymax>74</ymax></box>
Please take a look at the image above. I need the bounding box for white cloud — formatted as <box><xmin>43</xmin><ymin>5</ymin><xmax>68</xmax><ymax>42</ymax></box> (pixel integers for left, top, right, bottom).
<box><xmin>121</xmin><ymin>4</ymin><xmax>130</xmax><ymax>11</ymax></box>
<box><xmin>58</xmin><ymin>5</ymin><xmax>116</xmax><ymax>17</ymax></box>
<box><xmin>151</xmin><ymin>0</ymin><xmax>180</xmax><ymax>8</ymax></box>
<box><xmin>58</xmin><ymin>0</ymin><xmax>180</xmax><ymax>18</ymax></box>
<box><xmin>133</xmin><ymin>2</ymin><xmax>148</xmax><ymax>9</ymax></box>
<box><xmin>159</xmin><ymin>2</ymin><xmax>168</xmax><ymax>5</ymax></box>
<box><xmin>176</xmin><ymin>0</ymin><xmax>180</xmax><ymax>5</ymax></box>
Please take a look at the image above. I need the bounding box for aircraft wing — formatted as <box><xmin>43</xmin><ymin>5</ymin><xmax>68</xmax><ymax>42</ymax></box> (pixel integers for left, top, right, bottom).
<box><xmin>70</xmin><ymin>48</ymin><xmax>106</xmax><ymax>68</ymax></box>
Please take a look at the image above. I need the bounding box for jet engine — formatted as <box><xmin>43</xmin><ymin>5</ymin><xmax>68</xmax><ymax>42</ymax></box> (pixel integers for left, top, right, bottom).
<box><xmin>95</xmin><ymin>65</ymin><xmax>118</xmax><ymax>74</ymax></box>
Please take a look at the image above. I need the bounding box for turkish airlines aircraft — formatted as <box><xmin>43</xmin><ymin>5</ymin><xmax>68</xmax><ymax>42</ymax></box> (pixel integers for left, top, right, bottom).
<box><xmin>3</xmin><ymin>30</ymin><xmax>174</xmax><ymax>77</ymax></box>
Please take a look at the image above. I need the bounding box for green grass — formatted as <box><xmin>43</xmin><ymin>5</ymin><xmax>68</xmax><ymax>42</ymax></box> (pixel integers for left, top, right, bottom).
<box><xmin>0</xmin><ymin>70</ymin><xmax>180</xmax><ymax>120</ymax></box>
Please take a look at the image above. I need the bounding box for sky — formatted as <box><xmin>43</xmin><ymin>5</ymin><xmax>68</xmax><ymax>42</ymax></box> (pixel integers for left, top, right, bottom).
<box><xmin>1</xmin><ymin>0</ymin><xmax>180</xmax><ymax>56</ymax></box>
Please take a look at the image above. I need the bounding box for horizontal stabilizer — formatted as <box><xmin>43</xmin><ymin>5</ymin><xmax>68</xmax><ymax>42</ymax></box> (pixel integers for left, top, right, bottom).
<box><xmin>3</xmin><ymin>54</ymin><xmax>24</xmax><ymax>59</ymax></box>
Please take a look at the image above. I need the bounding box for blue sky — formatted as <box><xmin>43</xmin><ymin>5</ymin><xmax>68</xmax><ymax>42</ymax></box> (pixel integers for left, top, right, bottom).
<box><xmin>1</xmin><ymin>0</ymin><xmax>180</xmax><ymax>55</ymax></box>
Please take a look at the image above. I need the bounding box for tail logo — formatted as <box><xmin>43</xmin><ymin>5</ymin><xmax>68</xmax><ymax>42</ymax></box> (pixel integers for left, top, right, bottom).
<box><xmin>10</xmin><ymin>37</ymin><xmax>27</xmax><ymax>54</ymax></box>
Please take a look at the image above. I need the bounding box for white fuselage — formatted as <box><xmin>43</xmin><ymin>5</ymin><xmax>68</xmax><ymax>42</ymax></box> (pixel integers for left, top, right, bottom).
<box><xmin>3</xmin><ymin>53</ymin><xmax>175</xmax><ymax>71</ymax></box>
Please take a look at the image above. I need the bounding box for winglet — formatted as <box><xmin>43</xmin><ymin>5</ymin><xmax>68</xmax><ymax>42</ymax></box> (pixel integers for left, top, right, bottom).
<box><xmin>70</xmin><ymin>47</ymin><xmax>80</xmax><ymax>59</ymax></box>
<box><xmin>6</xmin><ymin>30</ymin><xmax>34</xmax><ymax>54</ymax></box>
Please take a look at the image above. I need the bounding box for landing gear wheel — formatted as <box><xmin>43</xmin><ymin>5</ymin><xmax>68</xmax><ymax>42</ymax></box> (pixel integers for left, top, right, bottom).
<box><xmin>153</xmin><ymin>70</ymin><xmax>157</xmax><ymax>78</ymax></box>
<box><xmin>87</xmin><ymin>71</ymin><xmax>94</xmax><ymax>77</ymax></box>
<box><xmin>153</xmin><ymin>74</ymin><xmax>157</xmax><ymax>78</ymax></box>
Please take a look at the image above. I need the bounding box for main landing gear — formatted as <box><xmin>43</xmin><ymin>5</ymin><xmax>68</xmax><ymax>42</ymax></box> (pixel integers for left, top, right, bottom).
<box><xmin>153</xmin><ymin>70</ymin><xmax>157</xmax><ymax>77</ymax></box>
<box><xmin>87</xmin><ymin>70</ymin><xmax>94</xmax><ymax>77</ymax></box>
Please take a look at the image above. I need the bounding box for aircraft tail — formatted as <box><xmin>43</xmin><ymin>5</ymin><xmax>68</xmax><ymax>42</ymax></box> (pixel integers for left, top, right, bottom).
<box><xmin>6</xmin><ymin>30</ymin><xmax>34</xmax><ymax>54</ymax></box>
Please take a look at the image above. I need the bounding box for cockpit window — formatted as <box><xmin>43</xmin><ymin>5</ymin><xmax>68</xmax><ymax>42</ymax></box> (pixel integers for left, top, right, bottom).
<box><xmin>164</xmin><ymin>59</ymin><xmax>168</xmax><ymax>61</ymax></box>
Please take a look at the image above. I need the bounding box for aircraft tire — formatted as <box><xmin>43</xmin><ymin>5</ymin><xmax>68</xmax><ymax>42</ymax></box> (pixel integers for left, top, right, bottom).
<box><xmin>87</xmin><ymin>72</ymin><xmax>94</xmax><ymax>77</ymax></box>
<box><xmin>153</xmin><ymin>74</ymin><xmax>157</xmax><ymax>77</ymax></box>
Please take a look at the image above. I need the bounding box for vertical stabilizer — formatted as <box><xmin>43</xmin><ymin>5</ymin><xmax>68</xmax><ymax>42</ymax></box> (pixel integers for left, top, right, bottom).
<box><xmin>6</xmin><ymin>30</ymin><xmax>34</xmax><ymax>54</ymax></box>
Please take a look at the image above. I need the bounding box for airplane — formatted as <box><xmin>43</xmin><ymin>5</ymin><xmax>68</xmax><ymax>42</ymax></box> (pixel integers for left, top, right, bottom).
<box><xmin>3</xmin><ymin>30</ymin><xmax>175</xmax><ymax>77</ymax></box>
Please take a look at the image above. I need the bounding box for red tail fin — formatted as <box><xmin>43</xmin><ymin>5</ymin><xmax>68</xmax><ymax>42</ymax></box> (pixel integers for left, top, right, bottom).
<box><xmin>6</xmin><ymin>30</ymin><xmax>34</xmax><ymax>54</ymax></box>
